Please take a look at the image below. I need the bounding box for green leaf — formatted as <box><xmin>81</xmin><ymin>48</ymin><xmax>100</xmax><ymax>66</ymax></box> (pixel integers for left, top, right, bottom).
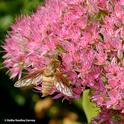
<box><xmin>15</xmin><ymin>94</ymin><xmax>26</xmax><ymax>106</ymax></box>
<box><xmin>0</xmin><ymin>15</ymin><xmax>13</xmax><ymax>30</ymax></box>
<box><xmin>82</xmin><ymin>89</ymin><xmax>101</xmax><ymax>124</ymax></box>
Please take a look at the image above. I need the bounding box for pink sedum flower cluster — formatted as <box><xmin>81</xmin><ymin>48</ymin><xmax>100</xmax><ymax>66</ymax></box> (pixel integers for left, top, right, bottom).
<box><xmin>92</xmin><ymin>108</ymin><xmax>124</xmax><ymax>124</ymax></box>
<box><xmin>2</xmin><ymin>0</ymin><xmax>124</xmax><ymax>122</ymax></box>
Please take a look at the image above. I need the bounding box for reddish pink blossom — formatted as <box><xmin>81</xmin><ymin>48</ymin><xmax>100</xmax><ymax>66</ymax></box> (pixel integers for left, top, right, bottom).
<box><xmin>92</xmin><ymin>109</ymin><xmax>124</xmax><ymax>124</ymax></box>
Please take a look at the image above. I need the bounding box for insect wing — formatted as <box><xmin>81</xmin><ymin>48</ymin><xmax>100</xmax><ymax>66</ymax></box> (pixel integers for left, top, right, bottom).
<box><xmin>55</xmin><ymin>82</ymin><xmax>73</xmax><ymax>97</ymax></box>
<box><xmin>14</xmin><ymin>70</ymin><xmax>43</xmax><ymax>87</ymax></box>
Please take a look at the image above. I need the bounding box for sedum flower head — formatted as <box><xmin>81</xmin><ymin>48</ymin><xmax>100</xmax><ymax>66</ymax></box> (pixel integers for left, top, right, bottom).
<box><xmin>92</xmin><ymin>108</ymin><xmax>124</xmax><ymax>124</ymax></box>
<box><xmin>2</xmin><ymin>0</ymin><xmax>124</xmax><ymax>114</ymax></box>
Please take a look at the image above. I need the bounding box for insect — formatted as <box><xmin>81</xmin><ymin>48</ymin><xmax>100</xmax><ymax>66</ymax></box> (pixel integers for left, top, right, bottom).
<box><xmin>14</xmin><ymin>58</ymin><xmax>73</xmax><ymax>97</ymax></box>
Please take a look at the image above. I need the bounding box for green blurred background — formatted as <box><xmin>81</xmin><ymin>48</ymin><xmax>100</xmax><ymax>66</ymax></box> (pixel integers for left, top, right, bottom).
<box><xmin>0</xmin><ymin>0</ymin><xmax>87</xmax><ymax>123</ymax></box>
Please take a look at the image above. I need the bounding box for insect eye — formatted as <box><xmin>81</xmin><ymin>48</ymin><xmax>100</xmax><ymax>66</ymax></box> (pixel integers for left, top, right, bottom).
<box><xmin>58</xmin><ymin>55</ymin><xmax>62</xmax><ymax>63</ymax></box>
